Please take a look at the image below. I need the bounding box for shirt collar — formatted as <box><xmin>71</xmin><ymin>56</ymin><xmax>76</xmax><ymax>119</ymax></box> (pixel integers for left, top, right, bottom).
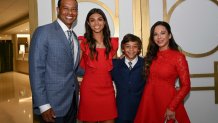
<box><xmin>57</xmin><ymin>18</ymin><xmax>73</xmax><ymax>32</ymax></box>
<box><xmin>125</xmin><ymin>56</ymin><xmax>138</xmax><ymax>68</ymax></box>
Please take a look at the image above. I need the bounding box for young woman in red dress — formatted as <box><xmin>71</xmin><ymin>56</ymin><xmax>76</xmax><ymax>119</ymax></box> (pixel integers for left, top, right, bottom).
<box><xmin>77</xmin><ymin>8</ymin><xmax>118</xmax><ymax>123</ymax></box>
<box><xmin>134</xmin><ymin>21</ymin><xmax>191</xmax><ymax>123</ymax></box>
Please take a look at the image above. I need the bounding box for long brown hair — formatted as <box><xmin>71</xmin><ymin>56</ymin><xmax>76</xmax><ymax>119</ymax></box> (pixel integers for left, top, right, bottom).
<box><xmin>84</xmin><ymin>8</ymin><xmax>111</xmax><ymax>60</ymax></box>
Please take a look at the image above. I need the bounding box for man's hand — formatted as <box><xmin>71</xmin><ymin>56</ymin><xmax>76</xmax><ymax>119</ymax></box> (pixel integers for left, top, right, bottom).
<box><xmin>41</xmin><ymin>108</ymin><xmax>56</xmax><ymax>122</ymax></box>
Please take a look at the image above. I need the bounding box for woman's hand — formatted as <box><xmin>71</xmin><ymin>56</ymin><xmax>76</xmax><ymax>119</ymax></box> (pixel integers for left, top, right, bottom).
<box><xmin>117</xmin><ymin>54</ymin><xmax>125</xmax><ymax>59</ymax></box>
<box><xmin>165</xmin><ymin>108</ymin><xmax>175</xmax><ymax>120</ymax></box>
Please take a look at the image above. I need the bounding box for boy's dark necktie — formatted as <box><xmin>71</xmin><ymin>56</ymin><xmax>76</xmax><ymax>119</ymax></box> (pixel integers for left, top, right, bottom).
<box><xmin>128</xmin><ymin>61</ymin><xmax>132</xmax><ymax>70</ymax></box>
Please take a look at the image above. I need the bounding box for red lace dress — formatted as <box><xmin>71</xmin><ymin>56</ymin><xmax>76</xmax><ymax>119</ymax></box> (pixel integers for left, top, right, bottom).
<box><xmin>78</xmin><ymin>36</ymin><xmax>118</xmax><ymax>121</ymax></box>
<box><xmin>134</xmin><ymin>49</ymin><xmax>191</xmax><ymax>123</ymax></box>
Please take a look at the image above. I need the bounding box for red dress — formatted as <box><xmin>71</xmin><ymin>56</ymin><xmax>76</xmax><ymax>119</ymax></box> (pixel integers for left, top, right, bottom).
<box><xmin>134</xmin><ymin>49</ymin><xmax>191</xmax><ymax>123</ymax></box>
<box><xmin>78</xmin><ymin>36</ymin><xmax>118</xmax><ymax>121</ymax></box>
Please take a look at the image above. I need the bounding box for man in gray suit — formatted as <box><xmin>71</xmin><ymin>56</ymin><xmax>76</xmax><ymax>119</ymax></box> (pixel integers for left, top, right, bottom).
<box><xmin>29</xmin><ymin>0</ymin><xmax>82</xmax><ymax>122</ymax></box>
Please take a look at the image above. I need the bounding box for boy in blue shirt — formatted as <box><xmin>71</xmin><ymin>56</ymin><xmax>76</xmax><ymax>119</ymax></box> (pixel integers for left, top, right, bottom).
<box><xmin>111</xmin><ymin>34</ymin><xmax>146</xmax><ymax>123</ymax></box>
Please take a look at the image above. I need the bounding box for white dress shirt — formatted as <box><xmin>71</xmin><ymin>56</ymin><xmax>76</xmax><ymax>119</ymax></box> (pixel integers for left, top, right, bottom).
<box><xmin>125</xmin><ymin>56</ymin><xmax>138</xmax><ymax>69</ymax></box>
<box><xmin>57</xmin><ymin>19</ymin><xmax>78</xmax><ymax>64</ymax></box>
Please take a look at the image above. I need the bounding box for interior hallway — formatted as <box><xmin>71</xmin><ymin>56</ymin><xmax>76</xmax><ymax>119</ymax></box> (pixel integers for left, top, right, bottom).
<box><xmin>0</xmin><ymin>72</ymin><xmax>32</xmax><ymax>123</ymax></box>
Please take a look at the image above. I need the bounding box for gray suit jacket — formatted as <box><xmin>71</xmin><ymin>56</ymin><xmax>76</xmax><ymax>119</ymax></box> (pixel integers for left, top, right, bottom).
<box><xmin>29</xmin><ymin>21</ymin><xmax>81</xmax><ymax>117</ymax></box>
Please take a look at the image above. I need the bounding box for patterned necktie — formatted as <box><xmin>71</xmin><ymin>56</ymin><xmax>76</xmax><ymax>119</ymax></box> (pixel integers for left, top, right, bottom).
<box><xmin>67</xmin><ymin>30</ymin><xmax>74</xmax><ymax>63</ymax></box>
<box><xmin>128</xmin><ymin>62</ymin><xmax>132</xmax><ymax>70</ymax></box>
<box><xmin>67</xmin><ymin>30</ymin><xmax>72</xmax><ymax>42</ymax></box>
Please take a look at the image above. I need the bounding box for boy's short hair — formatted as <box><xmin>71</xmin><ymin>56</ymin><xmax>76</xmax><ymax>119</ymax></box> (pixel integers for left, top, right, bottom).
<box><xmin>121</xmin><ymin>33</ymin><xmax>142</xmax><ymax>53</ymax></box>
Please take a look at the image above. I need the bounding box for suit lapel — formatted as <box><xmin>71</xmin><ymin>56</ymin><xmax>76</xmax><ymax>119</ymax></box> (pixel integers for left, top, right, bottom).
<box><xmin>72</xmin><ymin>31</ymin><xmax>80</xmax><ymax>70</ymax></box>
<box><xmin>135</xmin><ymin>57</ymin><xmax>143</xmax><ymax>68</ymax></box>
<box><xmin>120</xmin><ymin>58</ymin><xmax>129</xmax><ymax>70</ymax></box>
<box><xmin>54</xmin><ymin>21</ymin><xmax>74</xmax><ymax>61</ymax></box>
<box><xmin>133</xmin><ymin>57</ymin><xmax>141</xmax><ymax>69</ymax></box>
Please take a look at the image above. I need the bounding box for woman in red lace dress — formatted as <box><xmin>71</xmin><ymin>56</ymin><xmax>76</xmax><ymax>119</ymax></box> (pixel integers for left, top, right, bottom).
<box><xmin>77</xmin><ymin>8</ymin><xmax>118</xmax><ymax>123</ymax></box>
<box><xmin>134</xmin><ymin>21</ymin><xmax>191</xmax><ymax>123</ymax></box>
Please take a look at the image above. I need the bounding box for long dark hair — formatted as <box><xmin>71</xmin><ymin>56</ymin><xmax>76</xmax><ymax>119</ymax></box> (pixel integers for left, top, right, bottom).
<box><xmin>84</xmin><ymin>8</ymin><xmax>111</xmax><ymax>60</ymax></box>
<box><xmin>144</xmin><ymin>21</ymin><xmax>179</xmax><ymax>77</ymax></box>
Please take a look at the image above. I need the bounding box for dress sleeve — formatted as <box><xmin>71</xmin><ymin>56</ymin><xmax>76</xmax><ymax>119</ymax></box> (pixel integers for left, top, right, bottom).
<box><xmin>168</xmin><ymin>54</ymin><xmax>191</xmax><ymax>111</ymax></box>
<box><xmin>78</xmin><ymin>36</ymin><xmax>86</xmax><ymax>69</ymax></box>
<box><xmin>110</xmin><ymin>37</ymin><xmax>119</xmax><ymax>56</ymax></box>
<box><xmin>78</xmin><ymin>36</ymin><xmax>86</xmax><ymax>52</ymax></box>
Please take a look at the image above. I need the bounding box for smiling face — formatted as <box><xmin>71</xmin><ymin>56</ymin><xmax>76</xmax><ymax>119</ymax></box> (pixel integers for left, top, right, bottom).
<box><xmin>153</xmin><ymin>25</ymin><xmax>172</xmax><ymax>51</ymax></box>
<box><xmin>57</xmin><ymin>0</ymin><xmax>78</xmax><ymax>29</ymax></box>
<box><xmin>88</xmin><ymin>13</ymin><xmax>105</xmax><ymax>34</ymax></box>
<box><xmin>122</xmin><ymin>41</ymin><xmax>140</xmax><ymax>61</ymax></box>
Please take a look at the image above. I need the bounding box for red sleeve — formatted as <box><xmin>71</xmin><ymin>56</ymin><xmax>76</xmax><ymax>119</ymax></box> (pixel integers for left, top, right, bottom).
<box><xmin>78</xmin><ymin>36</ymin><xmax>86</xmax><ymax>69</ymax></box>
<box><xmin>111</xmin><ymin>37</ymin><xmax>119</xmax><ymax>55</ymax></box>
<box><xmin>78</xmin><ymin>36</ymin><xmax>86</xmax><ymax>52</ymax></box>
<box><xmin>168</xmin><ymin>54</ymin><xmax>191</xmax><ymax>111</ymax></box>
